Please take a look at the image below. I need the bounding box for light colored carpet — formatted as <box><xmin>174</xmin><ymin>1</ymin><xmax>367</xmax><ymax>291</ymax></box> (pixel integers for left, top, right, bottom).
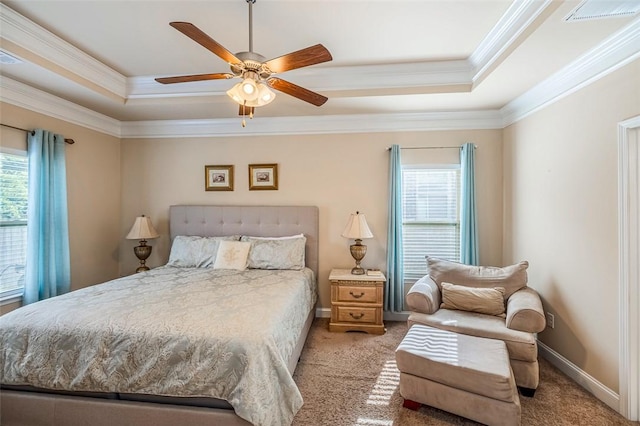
<box><xmin>292</xmin><ymin>318</ymin><xmax>636</xmax><ymax>426</ymax></box>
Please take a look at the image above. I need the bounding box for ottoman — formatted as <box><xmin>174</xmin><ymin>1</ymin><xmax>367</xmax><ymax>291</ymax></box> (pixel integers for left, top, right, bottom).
<box><xmin>396</xmin><ymin>324</ymin><xmax>521</xmax><ymax>426</ymax></box>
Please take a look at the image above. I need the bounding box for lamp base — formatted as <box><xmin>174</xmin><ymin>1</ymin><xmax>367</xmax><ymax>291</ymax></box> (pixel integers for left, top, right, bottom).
<box><xmin>133</xmin><ymin>240</ymin><xmax>152</xmax><ymax>273</ymax></box>
<box><xmin>351</xmin><ymin>266</ymin><xmax>366</xmax><ymax>275</ymax></box>
<box><xmin>349</xmin><ymin>239</ymin><xmax>367</xmax><ymax>275</ymax></box>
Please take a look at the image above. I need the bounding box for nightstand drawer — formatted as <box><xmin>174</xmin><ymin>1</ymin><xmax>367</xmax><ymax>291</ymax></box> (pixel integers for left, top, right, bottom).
<box><xmin>336</xmin><ymin>306</ymin><xmax>379</xmax><ymax>324</ymax></box>
<box><xmin>336</xmin><ymin>285</ymin><xmax>378</xmax><ymax>303</ymax></box>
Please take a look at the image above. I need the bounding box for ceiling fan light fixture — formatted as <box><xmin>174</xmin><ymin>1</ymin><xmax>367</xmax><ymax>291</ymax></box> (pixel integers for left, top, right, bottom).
<box><xmin>227</xmin><ymin>80</ymin><xmax>275</xmax><ymax>107</ymax></box>
<box><xmin>257</xmin><ymin>83</ymin><xmax>276</xmax><ymax>104</ymax></box>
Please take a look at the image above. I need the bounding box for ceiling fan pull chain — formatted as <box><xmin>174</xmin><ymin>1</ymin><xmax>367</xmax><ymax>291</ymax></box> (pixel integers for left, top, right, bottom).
<box><xmin>241</xmin><ymin>101</ymin><xmax>247</xmax><ymax>127</ymax></box>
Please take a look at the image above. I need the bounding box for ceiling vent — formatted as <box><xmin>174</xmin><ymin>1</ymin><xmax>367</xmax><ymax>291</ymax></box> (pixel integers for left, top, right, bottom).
<box><xmin>0</xmin><ymin>50</ymin><xmax>23</xmax><ymax>65</ymax></box>
<box><xmin>565</xmin><ymin>0</ymin><xmax>640</xmax><ymax>21</ymax></box>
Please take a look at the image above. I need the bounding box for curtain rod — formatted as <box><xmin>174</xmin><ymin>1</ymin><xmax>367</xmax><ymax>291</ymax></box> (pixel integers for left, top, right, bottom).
<box><xmin>386</xmin><ymin>144</ymin><xmax>476</xmax><ymax>151</ymax></box>
<box><xmin>1</xmin><ymin>124</ymin><xmax>75</xmax><ymax>144</ymax></box>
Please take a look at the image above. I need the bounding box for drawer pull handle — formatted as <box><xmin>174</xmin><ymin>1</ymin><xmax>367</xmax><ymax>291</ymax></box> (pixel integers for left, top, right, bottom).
<box><xmin>349</xmin><ymin>312</ymin><xmax>365</xmax><ymax>320</ymax></box>
<box><xmin>349</xmin><ymin>291</ymin><xmax>365</xmax><ymax>299</ymax></box>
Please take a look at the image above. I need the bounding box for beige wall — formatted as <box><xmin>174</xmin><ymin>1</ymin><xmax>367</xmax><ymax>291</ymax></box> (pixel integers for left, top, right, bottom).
<box><xmin>120</xmin><ymin>130</ymin><xmax>503</xmax><ymax>310</ymax></box>
<box><xmin>0</xmin><ymin>103</ymin><xmax>122</xmax><ymax>314</ymax></box>
<box><xmin>502</xmin><ymin>58</ymin><xmax>640</xmax><ymax>392</ymax></box>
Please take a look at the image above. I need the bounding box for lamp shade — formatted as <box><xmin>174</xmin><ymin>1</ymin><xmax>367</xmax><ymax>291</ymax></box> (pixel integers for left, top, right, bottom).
<box><xmin>126</xmin><ymin>215</ymin><xmax>159</xmax><ymax>240</ymax></box>
<box><xmin>341</xmin><ymin>211</ymin><xmax>373</xmax><ymax>239</ymax></box>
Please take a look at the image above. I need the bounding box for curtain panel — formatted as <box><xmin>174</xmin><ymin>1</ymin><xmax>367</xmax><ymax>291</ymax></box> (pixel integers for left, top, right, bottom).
<box><xmin>24</xmin><ymin>129</ymin><xmax>71</xmax><ymax>304</ymax></box>
<box><xmin>460</xmin><ymin>142</ymin><xmax>478</xmax><ymax>265</ymax></box>
<box><xmin>385</xmin><ymin>145</ymin><xmax>404</xmax><ymax>312</ymax></box>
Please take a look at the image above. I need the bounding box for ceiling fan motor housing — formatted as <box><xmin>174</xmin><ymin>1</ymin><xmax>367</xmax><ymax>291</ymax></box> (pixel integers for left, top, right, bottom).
<box><xmin>231</xmin><ymin>51</ymin><xmax>272</xmax><ymax>79</ymax></box>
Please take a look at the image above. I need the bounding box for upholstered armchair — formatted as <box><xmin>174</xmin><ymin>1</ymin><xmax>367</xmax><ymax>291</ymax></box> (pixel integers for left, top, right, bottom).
<box><xmin>405</xmin><ymin>256</ymin><xmax>546</xmax><ymax>396</ymax></box>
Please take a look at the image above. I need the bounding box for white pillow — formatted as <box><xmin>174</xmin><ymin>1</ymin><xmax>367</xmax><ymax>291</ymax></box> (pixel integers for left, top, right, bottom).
<box><xmin>167</xmin><ymin>235</ymin><xmax>239</xmax><ymax>267</ymax></box>
<box><xmin>240</xmin><ymin>235</ymin><xmax>306</xmax><ymax>270</ymax></box>
<box><xmin>213</xmin><ymin>241</ymin><xmax>251</xmax><ymax>270</ymax></box>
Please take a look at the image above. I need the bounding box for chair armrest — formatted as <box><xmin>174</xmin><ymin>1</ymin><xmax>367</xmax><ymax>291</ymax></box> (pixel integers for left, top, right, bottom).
<box><xmin>406</xmin><ymin>276</ymin><xmax>441</xmax><ymax>314</ymax></box>
<box><xmin>506</xmin><ymin>287</ymin><xmax>546</xmax><ymax>333</ymax></box>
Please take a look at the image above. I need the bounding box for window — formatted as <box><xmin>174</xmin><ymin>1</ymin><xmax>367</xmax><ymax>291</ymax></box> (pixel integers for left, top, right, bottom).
<box><xmin>402</xmin><ymin>166</ymin><xmax>460</xmax><ymax>288</ymax></box>
<box><xmin>0</xmin><ymin>151</ymin><xmax>28</xmax><ymax>301</ymax></box>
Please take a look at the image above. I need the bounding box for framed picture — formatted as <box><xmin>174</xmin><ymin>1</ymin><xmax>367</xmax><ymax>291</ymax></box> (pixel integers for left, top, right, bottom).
<box><xmin>249</xmin><ymin>163</ymin><xmax>278</xmax><ymax>190</ymax></box>
<box><xmin>205</xmin><ymin>165</ymin><xmax>234</xmax><ymax>191</ymax></box>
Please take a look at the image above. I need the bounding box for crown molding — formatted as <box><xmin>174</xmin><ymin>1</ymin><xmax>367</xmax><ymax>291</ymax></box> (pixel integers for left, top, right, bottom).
<box><xmin>0</xmin><ymin>3</ymin><xmax>127</xmax><ymax>99</ymax></box>
<box><xmin>0</xmin><ymin>76</ymin><xmax>121</xmax><ymax>138</ymax></box>
<box><xmin>1</xmin><ymin>4</ymin><xmax>637</xmax><ymax>137</ymax></box>
<box><xmin>470</xmin><ymin>0</ymin><xmax>554</xmax><ymax>84</ymax></box>
<box><xmin>1</xmin><ymin>75</ymin><xmax>502</xmax><ymax>138</ymax></box>
<box><xmin>120</xmin><ymin>110</ymin><xmax>503</xmax><ymax>138</ymax></box>
<box><xmin>501</xmin><ymin>16</ymin><xmax>640</xmax><ymax>126</ymax></box>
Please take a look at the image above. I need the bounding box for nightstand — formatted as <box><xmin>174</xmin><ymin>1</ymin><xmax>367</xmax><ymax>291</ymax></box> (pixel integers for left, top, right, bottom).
<box><xmin>329</xmin><ymin>268</ymin><xmax>386</xmax><ymax>334</ymax></box>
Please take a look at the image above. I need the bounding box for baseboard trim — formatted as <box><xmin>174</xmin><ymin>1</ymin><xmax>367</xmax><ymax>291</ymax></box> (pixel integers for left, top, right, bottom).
<box><xmin>315</xmin><ymin>307</ymin><xmax>331</xmax><ymax>318</ymax></box>
<box><xmin>538</xmin><ymin>341</ymin><xmax>620</xmax><ymax>413</ymax></box>
<box><xmin>316</xmin><ymin>308</ymin><xmax>411</xmax><ymax>322</ymax></box>
<box><xmin>315</xmin><ymin>308</ymin><xmax>410</xmax><ymax>323</ymax></box>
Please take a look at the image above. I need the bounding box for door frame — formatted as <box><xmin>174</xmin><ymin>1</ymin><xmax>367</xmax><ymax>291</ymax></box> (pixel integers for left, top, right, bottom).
<box><xmin>618</xmin><ymin>115</ymin><xmax>640</xmax><ymax>420</ymax></box>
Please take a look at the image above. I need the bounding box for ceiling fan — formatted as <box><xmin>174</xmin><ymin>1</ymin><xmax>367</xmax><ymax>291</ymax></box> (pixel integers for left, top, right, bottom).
<box><xmin>155</xmin><ymin>0</ymin><xmax>332</xmax><ymax>120</ymax></box>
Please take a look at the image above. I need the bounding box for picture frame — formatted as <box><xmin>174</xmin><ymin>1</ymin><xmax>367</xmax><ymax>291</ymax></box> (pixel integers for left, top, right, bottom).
<box><xmin>248</xmin><ymin>163</ymin><xmax>278</xmax><ymax>190</ymax></box>
<box><xmin>205</xmin><ymin>165</ymin><xmax>234</xmax><ymax>191</ymax></box>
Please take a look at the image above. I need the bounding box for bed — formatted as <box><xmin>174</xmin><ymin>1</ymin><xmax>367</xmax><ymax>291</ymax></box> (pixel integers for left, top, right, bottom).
<box><xmin>0</xmin><ymin>205</ymin><xmax>319</xmax><ymax>426</ymax></box>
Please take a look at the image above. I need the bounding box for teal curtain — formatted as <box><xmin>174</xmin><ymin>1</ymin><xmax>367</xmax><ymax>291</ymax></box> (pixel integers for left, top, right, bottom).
<box><xmin>385</xmin><ymin>145</ymin><xmax>404</xmax><ymax>312</ymax></box>
<box><xmin>460</xmin><ymin>142</ymin><xmax>478</xmax><ymax>265</ymax></box>
<box><xmin>24</xmin><ymin>129</ymin><xmax>71</xmax><ymax>304</ymax></box>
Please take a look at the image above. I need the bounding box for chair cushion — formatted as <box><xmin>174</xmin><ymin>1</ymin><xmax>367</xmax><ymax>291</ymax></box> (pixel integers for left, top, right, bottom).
<box><xmin>408</xmin><ymin>309</ymin><xmax>538</xmax><ymax>362</ymax></box>
<box><xmin>396</xmin><ymin>325</ymin><xmax>516</xmax><ymax>403</ymax></box>
<box><xmin>427</xmin><ymin>256</ymin><xmax>528</xmax><ymax>299</ymax></box>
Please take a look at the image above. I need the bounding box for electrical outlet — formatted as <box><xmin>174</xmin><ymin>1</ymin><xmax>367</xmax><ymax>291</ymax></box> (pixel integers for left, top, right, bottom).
<box><xmin>545</xmin><ymin>312</ymin><xmax>555</xmax><ymax>329</ymax></box>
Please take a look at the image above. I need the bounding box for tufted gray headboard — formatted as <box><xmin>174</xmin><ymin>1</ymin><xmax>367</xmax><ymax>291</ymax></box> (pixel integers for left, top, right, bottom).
<box><xmin>169</xmin><ymin>205</ymin><xmax>319</xmax><ymax>277</ymax></box>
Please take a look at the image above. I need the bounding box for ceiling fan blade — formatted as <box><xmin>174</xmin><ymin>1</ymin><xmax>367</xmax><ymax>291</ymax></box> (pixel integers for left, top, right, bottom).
<box><xmin>267</xmin><ymin>77</ymin><xmax>328</xmax><ymax>107</ymax></box>
<box><xmin>238</xmin><ymin>105</ymin><xmax>255</xmax><ymax>116</ymax></box>
<box><xmin>155</xmin><ymin>73</ymin><xmax>235</xmax><ymax>84</ymax></box>
<box><xmin>264</xmin><ymin>44</ymin><xmax>332</xmax><ymax>74</ymax></box>
<box><xmin>169</xmin><ymin>22</ymin><xmax>242</xmax><ymax>65</ymax></box>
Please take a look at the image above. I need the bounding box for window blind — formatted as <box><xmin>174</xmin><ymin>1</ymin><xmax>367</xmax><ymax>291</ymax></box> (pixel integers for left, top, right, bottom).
<box><xmin>402</xmin><ymin>167</ymin><xmax>460</xmax><ymax>286</ymax></box>
<box><xmin>0</xmin><ymin>152</ymin><xmax>28</xmax><ymax>296</ymax></box>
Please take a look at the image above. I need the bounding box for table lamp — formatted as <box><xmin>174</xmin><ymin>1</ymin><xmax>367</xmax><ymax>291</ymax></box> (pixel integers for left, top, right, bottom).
<box><xmin>341</xmin><ymin>211</ymin><xmax>373</xmax><ymax>275</ymax></box>
<box><xmin>126</xmin><ymin>215</ymin><xmax>159</xmax><ymax>273</ymax></box>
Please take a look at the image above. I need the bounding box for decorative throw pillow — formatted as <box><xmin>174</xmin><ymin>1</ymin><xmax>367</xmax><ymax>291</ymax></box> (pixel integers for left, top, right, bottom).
<box><xmin>167</xmin><ymin>236</ymin><xmax>203</xmax><ymax>267</ymax></box>
<box><xmin>240</xmin><ymin>235</ymin><xmax>306</xmax><ymax>270</ymax></box>
<box><xmin>426</xmin><ymin>256</ymin><xmax>528</xmax><ymax>299</ymax></box>
<box><xmin>167</xmin><ymin>235</ymin><xmax>239</xmax><ymax>267</ymax></box>
<box><xmin>440</xmin><ymin>282</ymin><xmax>506</xmax><ymax>317</ymax></box>
<box><xmin>213</xmin><ymin>241</ymin><xmax>251</xmax><ymax>270</ymax></box>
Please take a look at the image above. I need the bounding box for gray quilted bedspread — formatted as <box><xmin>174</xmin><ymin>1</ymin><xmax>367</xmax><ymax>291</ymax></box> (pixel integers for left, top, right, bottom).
<box><xmin>0</xmin><ymin>267</ymin><xmax>317</xmax><ymax>426</ymax></box>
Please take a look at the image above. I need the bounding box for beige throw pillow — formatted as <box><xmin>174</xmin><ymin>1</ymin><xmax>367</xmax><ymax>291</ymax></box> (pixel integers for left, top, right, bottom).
<box><xmin>440</xmin><ymin>282</ymin><xmax>506</xmax><ymax>317</ymax></box>
<box><xmin>213</xmin><ymin>241</ymin><xmax>251</xmax><ymax>270</ymax></box>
